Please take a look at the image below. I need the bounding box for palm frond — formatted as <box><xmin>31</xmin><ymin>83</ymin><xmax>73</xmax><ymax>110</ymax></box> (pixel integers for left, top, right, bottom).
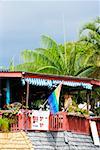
<box><xmin>95</xmin><ymin>17</ymin><xmax>100</xmax><ymax>24</ymax></box>
<box><xmin>15</xmin><ymin>62</ymin><xmax>37</xmax><ymax>72</ymax></box>
<box><xmin>21</xmin><ymin>50</ymin><xmax>35</xmax><ymax>63</ymax></box>
<box><xmin>77</xmin><ymin>66</ymin><xmax>100</xmax><ymax>79</ymax></box>
<box><xmin>41</xmin><ymin>35</ymin><xmax>58</xmax><ymax>49</ymax></box>
<box><xmin>75</xmin><ymin>65</ymin><xmax>93</xmax><ymax>76</ymax></box>
<box><xmin>80</xmin><ymin>23</ymin><xmax>97</xmax><ymax>34</ymax></box>
<box><xmin>36</xmin><ymin>65</ymin><xmax>61</xmax><ymax>73</ymax></box>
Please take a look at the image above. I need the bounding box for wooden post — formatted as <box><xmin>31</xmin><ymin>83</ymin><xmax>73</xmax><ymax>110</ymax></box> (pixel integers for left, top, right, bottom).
<box><xmin>86</xmin><ymin>90</ymin><xmax>90</xmax><ymax>111</ymax></box>
<box><xmin>25</xmin><ymin>82</ymin><xmax>29</xmax><ymax>131</ymax></box>
<box><xmin>6</xmin><ymin>79</ymin><xmax>10</xmax><ymax>105</ymax></box>
<box><xmin>26</xmin><ymin>82</ymin><xmax>29</xmax><ymax>108</ymax></box>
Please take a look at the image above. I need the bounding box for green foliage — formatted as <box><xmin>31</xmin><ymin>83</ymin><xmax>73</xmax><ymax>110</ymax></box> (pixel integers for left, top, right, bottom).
<box><xmin>3</xmin><ymin>113</ymin><xmax>18</xmax><ymax>124</ymax></box>
<box><xmin>7</xmin><ymin>102</ymin><xmax>22</xmax><ymax>112</ymax></box>
<box><xmin>95</xmin><ymin>107</ymin><xmax>100</xmax><ymax>116</ymax></box>
<box><xmin>16</xmin><ymin>38</ymin><xmax>88</xmax><ymax>76</ymax></box>
<box><xmin>67</xmin><ymin>103</ymin><xmax>89</xmax><ymax>116</ymax></box>
<box><xmin>30</xmin><ymin>99</ymin><xmax>44</xmax><ymax>109</ymax></box>
<box><xmin>79</xmin><ymin>17</ymin><xmax>100</xmax><ymax>79</ymax></box>
<box><xmin>0</xmin><ymin>118</ymin><xmax>10</xmax><ymax>132</ymax></box>
<box><xmin>15</xmin><ymin>17</ymin><xmax>100</xmax><ymax>80</ymax></box>
<box><xmin>3</xmin><ymin>103</ymin><xmax>22</xmax><ymax>124</ymax></box>
<box><xmin>80</xmin><ymin>17</ymin><xmax>100</xmax><ymax>48</ymax></box>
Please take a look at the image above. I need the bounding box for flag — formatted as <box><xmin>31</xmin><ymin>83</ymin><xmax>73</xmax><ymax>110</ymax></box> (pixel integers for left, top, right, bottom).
<box><xmin>48</xmin><ymin>83</ymin><xmax>62</xmax><ymax>114</ymax></box>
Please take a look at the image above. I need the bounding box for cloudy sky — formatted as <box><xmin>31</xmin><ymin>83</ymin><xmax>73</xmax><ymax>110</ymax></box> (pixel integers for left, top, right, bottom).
<box><xmin>0</xmin><ymin>0</ymin><xmax>99</xmax><ymax>67</ymax></box>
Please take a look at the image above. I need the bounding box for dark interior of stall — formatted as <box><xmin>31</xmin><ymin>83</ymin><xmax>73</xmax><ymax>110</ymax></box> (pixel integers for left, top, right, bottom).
<box><xmin>0</xmin><ymin>77</ymin><xmax>96</xmax><ymax>111</ymax></box>
<box><xmin>0</xmin><ymin>78</ymin><xmax>23</xmax><ymax>109</ymax></box>
<box><xmin>0</xmin><ymin>77</ymin><xmax>55</xmax><ymax>110</ymax></box>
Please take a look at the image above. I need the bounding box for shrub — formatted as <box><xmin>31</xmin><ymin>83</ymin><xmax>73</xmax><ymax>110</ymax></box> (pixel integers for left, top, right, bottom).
<box><xmin>0</xmin><ymin>118</ymin><xmax>10</xmax><ymax>132</ymax></box>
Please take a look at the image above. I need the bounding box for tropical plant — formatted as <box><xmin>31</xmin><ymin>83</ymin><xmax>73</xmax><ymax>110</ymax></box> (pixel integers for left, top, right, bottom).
<box><xmin>16</xmin><ymin>35</ymin><xmax>88</xmax><ymax>76</ymax></box>
<box><xmin>79</xmin><ymin>17</ymin><xmax>100</xmax><ymax>79</ymax></box>
<box><xmin>80</xmin><ymin>17</ymin><xmax>100</xmax><ymax>48</ymax></box>
<box><xmin>0</xmin><ymin>118</ymin><xmax>10</xmax><ymax>132</ymax></box>
<box><xmin>16</xmin><ymin>18</ymin><xmax>100</xmax><ymax>79</ymax></box>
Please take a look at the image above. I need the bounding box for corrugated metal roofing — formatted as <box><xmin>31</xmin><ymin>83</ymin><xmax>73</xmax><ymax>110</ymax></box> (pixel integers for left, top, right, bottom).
<box><xmin>0</xmin><ymin>71</ymin><xmax>100</xmax><ymax>86</ymax></box>
<box><xmin>27</xmin><ymin>131</ymin><xmax>100</xmax><ymax>150</ymax></box>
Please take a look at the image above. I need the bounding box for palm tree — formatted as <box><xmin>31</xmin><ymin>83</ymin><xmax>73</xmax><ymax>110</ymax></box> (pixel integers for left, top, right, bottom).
<box><xmin>16</xmin><ymin>35</ymin><xmax>83</xmax><ymax>76</ymax></box>
<box><xmin>80</xmin><ymin>17</ymin><xmax>100</xmax><ymax>49</ymax></box>
<box><xmin>79</xmin><ymin>17</ymin><xmax>100</xmax><ymax>79</ymax></box>
<box><xmin>16</xmin><ymin>17</ymin><xmax>100</xmax><ymax>79</ymax></box>
<box><xmin>16</xmin><ymin>35</ymin><xmax>99</xmax><ymax>78</ymax></box>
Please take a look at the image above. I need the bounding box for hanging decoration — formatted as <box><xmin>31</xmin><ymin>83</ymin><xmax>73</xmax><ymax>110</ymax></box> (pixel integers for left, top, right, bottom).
<box><xmin>21</xmin><ymin>78</ymin><xmax>93</xmax><ymax>90</ymax></box>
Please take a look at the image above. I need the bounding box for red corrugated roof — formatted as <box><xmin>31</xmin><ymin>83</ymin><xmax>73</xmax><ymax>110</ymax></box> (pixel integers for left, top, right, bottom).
<box><xmin>0</xmin><ymin>71</ymin><xmax>99</xmax><ymax>86</ymax></box>
<box><xmin>0</xmin><ymin>71</ymin><xmax>22</xmax><ymax>77</ymax></box>
<box><xmin>23</xmin><ymin>72</ymin><xmax>100</xmax><ymax>86</ymax></box>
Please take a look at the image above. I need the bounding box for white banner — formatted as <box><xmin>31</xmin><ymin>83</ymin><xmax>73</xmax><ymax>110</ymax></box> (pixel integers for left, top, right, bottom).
<box><xmin>30</xmin><ymin>110</ymin><xmax>50</xmax><ymax>130</ymax></box>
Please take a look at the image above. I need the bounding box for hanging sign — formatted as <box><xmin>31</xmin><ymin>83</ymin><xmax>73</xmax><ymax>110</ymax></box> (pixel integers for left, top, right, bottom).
<box><xmin>30</xmin><ymin>110</ymin><xmax>50</xmax><ymax>130</ymax></box>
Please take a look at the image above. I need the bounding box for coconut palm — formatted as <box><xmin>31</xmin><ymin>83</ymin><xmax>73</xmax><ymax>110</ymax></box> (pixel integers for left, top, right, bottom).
<box><xmin>79</xmin><ymin>17</ymin><xmax>100</xmax><ymax>79</ymax></box>
<box><xmin>16</xmin><ymin>35</ymin><xmax>83</xmax><ymax>76</ymax></box>
<box><xmin>16</xmin><ymin>18</ymin><xmax>100</xmax><ymax>79</ymax></box>
<box><xmin>16</xmin><ymin>35</ymin><xmax>99</xmax><ymax>78</ymax></box>
<box><xmin>80</xmin><ymin>17</ymin><xmax>100</xmax><ymax>49</ymax></box>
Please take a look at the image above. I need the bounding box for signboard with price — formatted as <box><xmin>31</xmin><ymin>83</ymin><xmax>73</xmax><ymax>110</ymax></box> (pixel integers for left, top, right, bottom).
<box><xmin>30</xmin><ymin>110</ymin><xmax>50</xmax><ymax>130</ymax></box>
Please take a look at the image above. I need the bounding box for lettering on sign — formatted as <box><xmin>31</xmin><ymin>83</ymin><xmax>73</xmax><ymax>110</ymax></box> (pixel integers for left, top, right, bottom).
<box><xmin>30</xmin><ymin>110</ymin><xmax>50</xmax><ymax>130</ymax></box>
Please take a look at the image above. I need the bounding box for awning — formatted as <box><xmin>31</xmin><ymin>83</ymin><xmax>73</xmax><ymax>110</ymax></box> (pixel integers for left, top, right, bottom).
<box><xmin>21</xmin><ymin>78</ymin><xmax>93</xmax><ymax>90</ymax></box>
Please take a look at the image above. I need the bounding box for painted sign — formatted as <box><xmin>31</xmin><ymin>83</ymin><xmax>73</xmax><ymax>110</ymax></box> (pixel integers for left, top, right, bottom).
<box><xmin>29</xmin><ymin>110</ymin><xmax>50</xmax><ymax>130</ymax></box>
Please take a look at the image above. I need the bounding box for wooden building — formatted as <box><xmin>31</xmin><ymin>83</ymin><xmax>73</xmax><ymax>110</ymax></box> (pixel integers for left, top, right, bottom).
<box><xmin>0</xmin><ymin>71</ymin><xmax>100</xmax><ymax>149</ymax></box>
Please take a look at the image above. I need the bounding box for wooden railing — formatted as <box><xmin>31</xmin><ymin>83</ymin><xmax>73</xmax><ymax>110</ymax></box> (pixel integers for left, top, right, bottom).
<box><xmin>49</xmin><ymin>112</ymin><xmax>100</xmax><ymax>136</ymax></box>
<box><xmin>49</xmin><ymin>112</ymin><xmax>90</xmax><ymax>134</ymax></box>
<box><xmin>49</xmin><ymin>112</ymin><xmax>69</xmax><ymax>131</ymax></box>
<box><xmin>67</xmin><ymin>115</ymin><xmax>90</xmax><ymax>134</ymax></box>
<box><xmin>0</xmin><ymin>110</ymin><xmax>100</xmax><ymax>135</ymax></box>
<box><xmin>11</xmin><ymin>111</ymin><xmax>31</xmax><ymax>131</ymax></box>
